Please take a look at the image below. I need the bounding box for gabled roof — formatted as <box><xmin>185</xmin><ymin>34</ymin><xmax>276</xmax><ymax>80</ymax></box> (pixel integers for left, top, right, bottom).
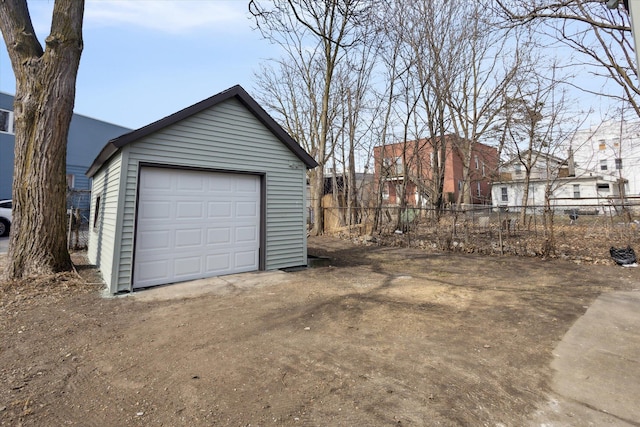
<box><xmin>86</xmin><ymin>85</ymin><xmax>317</xmax><ymax>177</ymax></box>
<box><xmin>500</xmin><ymin>149</ymin><xmax>566</xmax><ymax>168</ymax></box>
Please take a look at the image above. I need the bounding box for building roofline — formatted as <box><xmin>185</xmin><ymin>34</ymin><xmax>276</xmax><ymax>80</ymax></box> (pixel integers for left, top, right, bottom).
<box><xmin>372</xmin><ymin>134</ymin><xmax>497</xmax><ymax>150</ymax></box>
<box><xmin>86</xmin><ymin>85</ymin><xmax>317</xmax><ymax>177</ymax></box>
<box><xmin>492</xmin><ymin>174</ymin><xmax>623</xmax><ymax>184</ymax></box>
<box><xmin>0</xmin><ymin>91</ymin><xmax>132</xmax><ymax>130</ymax></box>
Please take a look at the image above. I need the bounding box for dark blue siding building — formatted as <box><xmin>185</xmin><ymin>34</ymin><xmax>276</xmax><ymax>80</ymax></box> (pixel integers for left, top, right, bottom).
<box><xmin>0</xmin><ymin>92</ymin><xmax>131</xmax><ymax>206</ymax></box>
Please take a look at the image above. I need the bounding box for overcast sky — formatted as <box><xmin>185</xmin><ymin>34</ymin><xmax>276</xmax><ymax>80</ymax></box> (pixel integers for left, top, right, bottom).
<box><xmin>0</xmin><ymin>1</ymin><xmax>279</xmax><ymax>129</ymax></box>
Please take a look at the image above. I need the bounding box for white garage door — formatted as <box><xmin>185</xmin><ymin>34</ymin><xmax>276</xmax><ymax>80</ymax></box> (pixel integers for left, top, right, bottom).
<box><xmin>133</xmin><ymin>167</ymin><xmax>260</xmax><ymax>288</ymax></box>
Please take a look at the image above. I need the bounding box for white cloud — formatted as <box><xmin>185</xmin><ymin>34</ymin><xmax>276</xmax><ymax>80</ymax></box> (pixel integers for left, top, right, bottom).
<box><xmin>27</xmin><ymin>1</ymin><xmax>252</xmax><ymax>36</ymax></box>
<box><xmin>85</xmin><ymin>1</ymin><xmax>250</xmax><ymax>34</ymax></box>
<box><xmin>87</xmin><ymin>1</ymin><xmax>251</xmax><ymax>34</ymax></box>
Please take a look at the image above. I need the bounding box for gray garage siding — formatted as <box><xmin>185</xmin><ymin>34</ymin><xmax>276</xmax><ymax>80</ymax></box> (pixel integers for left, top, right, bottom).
<box><xmin>111</xmin><ymin>98</ymin><xmax>307</xmax><ymax>292</ymax></box>
<box><xmin>87</xmin><ymin>153</ymin><xmax>124</xmax><ymax>288</ymax></box>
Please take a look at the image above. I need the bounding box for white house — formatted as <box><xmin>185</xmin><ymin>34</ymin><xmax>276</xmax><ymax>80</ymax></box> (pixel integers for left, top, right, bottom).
<box><xmin>492</xmin><ymin>150</ymin><xmax>623</xmax><ymax>213</ymax></box>
<box><xmin>567</xmin><ymin>119</ymin><xmax>640</xmax><ymax>197</ymax></box>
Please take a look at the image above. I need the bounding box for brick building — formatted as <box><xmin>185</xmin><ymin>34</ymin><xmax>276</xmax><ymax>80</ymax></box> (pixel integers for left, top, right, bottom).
<box><xmin>373</xmin><ymin>135</ymin><xmax>498</xmax><ymax>207</ymax></box>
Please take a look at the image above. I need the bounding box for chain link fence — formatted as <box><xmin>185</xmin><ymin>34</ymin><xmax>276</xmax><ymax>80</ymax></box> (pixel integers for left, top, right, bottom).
<box><xmin>66</xmin><ymin>189</ymin><xmax>91</xmax><ymax>250</ymax></box>
<box><xmin>310</xmin><ymin>198</ymin><xmax>640</xmax><ymax>262</ymax></box>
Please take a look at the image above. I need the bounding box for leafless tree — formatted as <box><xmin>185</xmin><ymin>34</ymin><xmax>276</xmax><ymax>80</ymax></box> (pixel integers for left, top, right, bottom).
<box><xmin>371</xmin><ymin>1</ymin><xmax>527</xmax><ymax>222</ymax></box>
<box><xmin>334</xmin><ymin>40</ymin><xmax>380</xmax><ymax>227</ymax></box>
<box><xmin>496</xmin><ymin>0</ymin><xmax>640</xmax><ymax>118</ymax></box>
<box><xmin>500</xmin><ymin>64</ymin><xmax>582</xmax><ymax>253</ymax></box>
<box><xmin>438</xmin><ymin>2</ymin><xmax>523</xmax><ymax>207</ymax></box>
<box><xmin>0</xmin><ymin>0</ymin><xmax>84</xmax><ymax>279</ymax></box>
<box><xmin>369</xmin><ymin>12</ymin><xmax>406</xmax><ymax>233</ymax></box>
<box><xmin>406</xmin><ymin>0</ymin><xmax>460</xmax><ymax>215</ymax></box>
<box><xmin>250</xmin><ymin>0</ymin><xmax>371</xmax><ymax>235</ymax></box>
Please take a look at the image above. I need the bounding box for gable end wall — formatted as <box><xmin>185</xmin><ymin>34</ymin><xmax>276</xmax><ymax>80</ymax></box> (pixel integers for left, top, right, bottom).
<box><xmin>114</xmin><ymin>97</ymin><xmax>307</xmax><ymax>293</ymax></box>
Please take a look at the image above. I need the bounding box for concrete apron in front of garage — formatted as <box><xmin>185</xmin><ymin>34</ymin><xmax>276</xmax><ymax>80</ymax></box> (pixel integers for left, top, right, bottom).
<box><xmin>127</xmin><ymin>270</ymin><xmax>293</xmax><ymax>302</ymax></box>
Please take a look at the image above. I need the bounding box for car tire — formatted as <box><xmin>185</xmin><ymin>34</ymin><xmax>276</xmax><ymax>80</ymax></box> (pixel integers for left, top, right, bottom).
<box><xmin>0</xmin><ymin>219</ymin><xmax>9</xmax><ymax>237</ymax></box>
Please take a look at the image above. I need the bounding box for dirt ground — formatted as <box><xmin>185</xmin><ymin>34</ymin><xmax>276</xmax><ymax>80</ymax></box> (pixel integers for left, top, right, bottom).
<box><xmin>1</xmin><ymin>236</ymin><xmax>639</xmax><ymax>426</ymax></box>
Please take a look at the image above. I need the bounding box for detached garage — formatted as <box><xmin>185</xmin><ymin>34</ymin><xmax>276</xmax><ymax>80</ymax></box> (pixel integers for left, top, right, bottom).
<box><xmin>86</xmin><ymin>85</ymin><xmax>317</xmax><ymax>294</ymax></box>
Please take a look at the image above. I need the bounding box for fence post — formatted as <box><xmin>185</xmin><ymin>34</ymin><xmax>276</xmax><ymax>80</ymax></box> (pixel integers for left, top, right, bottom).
<box><xmin>497</xmin><ymin>206</ymin><xmax>504</xmax><ymax>255</ymax></box>
<box><xmin>67</xmin><ymin>206</ymin><xmax>73</xmax><ymax>249</ymax></box>
<box><xmin>73</xmin><ymin>208</ymin><xmax>80</xmax><ymax>249</ymax></box>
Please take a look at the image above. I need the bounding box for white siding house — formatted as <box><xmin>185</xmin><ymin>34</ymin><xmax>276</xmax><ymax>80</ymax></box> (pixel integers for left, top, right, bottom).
<box><xmin>567</xmin><ymin>120</ymin><xmax>640</xmax><ymax>197</ymax></box>
<box><xmin>492</xmin><ymin>151</ymin><xmax>622</xmax><ymax>212</ymax></box>
<box><xmin>87</xmin><ymin>85</ymin><xmax>317</xmax><ymax>294</ymax></box>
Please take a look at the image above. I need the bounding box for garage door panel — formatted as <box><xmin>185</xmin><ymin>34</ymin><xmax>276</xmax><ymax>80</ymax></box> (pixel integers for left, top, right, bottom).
<box><xmin>235</xmin><ymin>250</ymin><xmax>258</xmax><ymax>269</ymax></box>
<box><xmin>207</xmin><ymin>227</ymin><xmax>232</xmax><ymax>245</ymax></box>
<box><xmin>236</xmin><ymin>201</ymin><xmax>258</xmax><ymax>217</ymax></box>
<box><xmin>176</xmin><ymin>201</ymin><xmax>204</xmax><ymax>219</ymax></box>
<box><xmin>139</xmin><ymin>201</ymin><xmax>172</xmax><ymax>220</ymax></box>
<box><xmin>208</xmin><ymin>175</ymin><xmax>233</xmax><ymax>191</ymax></box>
<box><xmin>136</xmin><ymin>259</ymin><xmax>170</xmax><ymax>282</ymax></box>
<box><xmin>206</xmin><ymin>252</ymin><xmax>232</xmax><ymax>270</ymax></box>
<box><xmin>173</xmin><ymin>256</ymin><xmax>202</xmax><ymax>278</ymax></box>
<box><xmin>134</xmin><ymin>168</ymin><xmax>260</xmax><ymax>289</ymax></box>
<box><xmin>235</xmin><ymin>226</ymin><xmax>258</xmax><ymax>243</ymax></box>
<box><xmin>236</xmin><ymin>176</ymin><xmax>259</xmax><ymax>192</ymax></box>
<box><xmin>208</xmin><ymin>201</ymin><xmax>232</xmax><ymax>218</ymax></box>
<box><xmin>143</xmin><ymin>170</ymin><xmax>172</xmax><ymax>190</ymax></box>
<box><xmin>137</xmin><ymin>230</ymin><xmax>172</xmax><ymax>250</ymax></box>
<box><xmin>178</xmin><ymin>174</ymin><xmax>206</xmax><ymax>191</ymax></box>
<box><xmin>175</xmin><ymin>228</ymin><xmax>203</xmax><ymax>248</ymax></box>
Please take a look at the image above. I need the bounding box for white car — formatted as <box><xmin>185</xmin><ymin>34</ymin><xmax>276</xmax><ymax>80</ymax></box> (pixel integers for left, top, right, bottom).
<box><xmin>0</xmin><ymin>199</ymin><xmax>11</xmax><ymax>237</ymax></box>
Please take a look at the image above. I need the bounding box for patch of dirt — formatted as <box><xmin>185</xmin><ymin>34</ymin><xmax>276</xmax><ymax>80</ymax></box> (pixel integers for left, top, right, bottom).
<box><xmin>1</xmin><ymin>237</ymin><xmax>639</xmax><ymax>426</ymax></box>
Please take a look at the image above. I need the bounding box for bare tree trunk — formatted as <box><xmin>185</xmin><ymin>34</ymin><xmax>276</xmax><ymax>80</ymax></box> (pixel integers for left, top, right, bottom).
<box><xmin>347</xmin><ymin>141</ymin><xmax>358</xmax><ymax>226</ymax></box>
<box><xmin>1</xmin><ymin>0</ymin><xmax>84</xmax><ymax>279</ymax></box>
<box><xmin>311</xmin><ymin>169</ymin><xmax>324</xmax><ymax>235</ymax></box>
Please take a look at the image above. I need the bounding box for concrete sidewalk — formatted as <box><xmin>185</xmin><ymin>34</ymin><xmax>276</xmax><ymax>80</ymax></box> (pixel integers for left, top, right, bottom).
<box><xmin>531</xmin><ymin>291</ymin><xmax>640</xmax><ymax>426</ymax></box>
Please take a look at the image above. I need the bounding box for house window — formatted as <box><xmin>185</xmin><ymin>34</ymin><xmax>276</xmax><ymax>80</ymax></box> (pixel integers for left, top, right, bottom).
<box><xmin>598</xmin><ymin>140</ymin><xmax>606</xmax><ymax>150</ymax></box>
<box><xmin>475</xmin><ymin>156</ymin><xmax>479</xmax><ymax>169</ymax></box>
<box><xmin>600</xmin><ymin>160</ymin><xmax>608</xmax><ymax>171</ymax></box>
<box><xmin>0</xmin><ymin>109</ymin><xmax>14</xmax><ymax>134</ymax></box>
<box><xmin>573</xmin><ymin>184</ymin><xmax>580</xmax><ymax>199</ymax></box>
<box><xmin>382</xmin><ymin>184</ymin><xmax>389</xmax><ymax>200</ymax></box>
<box><xmin>383</xmin><ymin>157</ymin><xmax>402</xmax><ymax>175</ymax></box>
<box><xmin>597</xmin><ymin>183</ymin><xmax>610</xmax><ymax>192</ymax></box>
<box><xmin>458</xmin><ymin>180</ymin><xmax>463</xmax><ymax>191</ymax></box>
<box><xmin>501</xmin><ymin>187</ymin><xmax>508</xmax><ymax>202</ymax></box>
<box><xmin>476</xmin><ymin>182</ymin><xmax>482</xmax><ymax>197</ymax></box>
<box><xmin>482</xmin><ymin>163</ymin><xmax>486</xmax><ymax>177</ymax></box>
<box><xmin>615</xmin><ymin>158</ymin><xmax>622</xmax><ymax>170</ymax></box>
<box><xmin>66</xmin><ymin>174</ymin><xmax>75</xmax><ymax>189</ymax></box>
<box><xmin>93</xmin><ymin>196</ymin><xmax>101</xmax><ymax>229</ymax></box>
<box><xmin>514</xmin><ymin>163</ymin><xmax>522</xmax><ymax>175</ymax></box>
<box><xmin>394</xmin><ymin>157</ymin><xmax>403</xmax><ymax>174</ymax></box>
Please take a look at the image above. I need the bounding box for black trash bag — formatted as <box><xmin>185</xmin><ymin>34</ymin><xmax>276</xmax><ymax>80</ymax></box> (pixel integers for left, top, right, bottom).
<box><xmin>609</xmin><ymin>246</ymin><xmax>637</xmax><ymax>265</ymax></box>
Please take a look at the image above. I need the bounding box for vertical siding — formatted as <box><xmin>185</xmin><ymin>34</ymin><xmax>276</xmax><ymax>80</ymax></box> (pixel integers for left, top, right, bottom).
<box><xmin>113</xmin><ymin>98</ymin><xmax>307</xmax><ymax>292</ymax></box>
<box><xmin>87</xmin><ymin>153</ymin><xmax>123</xmax><ymax>292</ymax></box>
